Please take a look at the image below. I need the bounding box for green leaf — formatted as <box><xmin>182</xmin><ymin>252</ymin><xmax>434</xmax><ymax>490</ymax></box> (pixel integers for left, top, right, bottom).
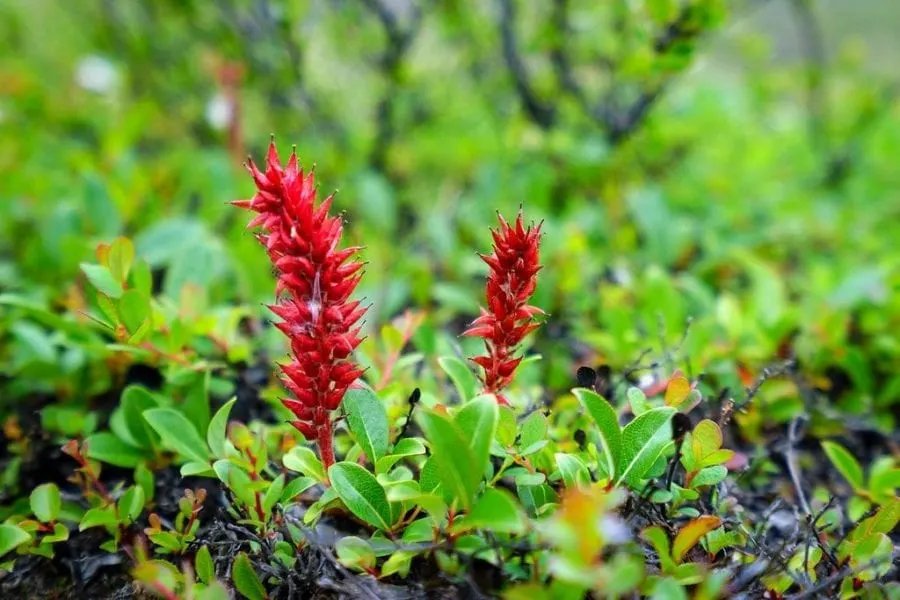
<box><xmin>335</xmin><ymin>536</ymin><xmax>376</xmax><ymax>572</ymax></box>
<box><xmin>121</xmin><ymin>385</ymin><xmax>159</xmax><ymax>449</ymax></box>
<box><xmin>281</xmin><ymin>476</ymin><xmax>317</xmax><ymax>503</ymax></box>
<box><xmin>464</xmin><ymin>488</ymin><xmax>526</xmax><ymax>534</ymax></box>
<box><xmin>518</xmin><ymin>411</ymin><xmax>548</xmax><ymax>451</ymax></box>
<box><xmin>455</xmin><ymin>394</ymin><xmax>499</xmax><ymax>478</ymax></box>
<box><xmin>342</xmin><ymin>387</ymin><xmax>389</xmax><ymax>463</ymax></box>
<box><xmin>80</xmin><ymin>263</ymin><xmax>123</xmax><ymax>298</ymax></box>
<box><xmin>182</xmin><ymin>370</ymin><xmax>212</xmax><ymax>439</ymax></box>
<box><xmin>283</xmin><ymin>446</ymin><xmax>327</xmax><ymax>483</ymax></box>
<box><xmin>181</xmin><ymin>461</ymin><xmax>215</xmax><ymax>477</ymax></box>
<box><xmin>555</xmin><ymin>453</ymin><xmax>590</xmax><ymax>488</ymax></box>
<box><xmin>617</xmin><ymin>407</ymin><xmax>676</xmax><ymax>488</ymax></box>
<box><xmin>134</xmin><ymin>463</ymin><xmax>155</xmax><ymax>503</ymax></box>
<box><xmin>627</xmin><ymin>387</ymin><xmax>651</xmax><ymax>416</ymax></box>
<box><xmin>262</xmin><ymin>474</ymin><xmax>286</xmax><ymax>514</ymax></box>
<box><xmin>417</xmin><ymin>409</ymin><xmax>480</xmax><ymax>510</ymax></box>
<box><xmin>496</xmin><ymin>405</ymin><xmax>517</xmax><ymax>447</ymax></box>
<box><xmin>79</xmin><ymin>505</ymin><xmax>118</xmax><ymax>531</ymax></box>
<box><xmin>0</xmin><ymin>524</ymin><xmax>31</xmax><ymax>558</ymax></box>
<box><xmin>574</xmin><ymin>388</ymin><xmax>621</xmax><ymax>480</ymax></box>
<box><xmin>117</xmin><ymin>485</ymin><xmax>146</xmax><ymax>521</ymax></box>
<box><xmin>107</xmin><ymin>237</ymin><xmax>135</xmax><ymax>283</ymax></box>
<box><xmin>689</xmin><ymin>465</ymin><xmax>727</xmax><ymax>488</ymax></box>
<box><xmin>84</xmin><ymin>432</ymin><xmax>146</xmax><ymax>467</ymax></box>
<box><xmin>380</xmin><ymin>550</ymin><xmax>414</xmax><ymax>578</ymax></box>
<box><xmin>690</xmin><ymin>420</ymin><xmax>722</xmax><ymax>460</ymax></box>
<box><xmin>118</xmin><ymin>289</ymin><xmax>149</xmax><ymax>334</ymax></box>
<box><xmin>822</xmin><ymin>441</ymin><xmax>865</xmax><ymax>492</ymax></box>
<box><xmin>232</xmin><ymin>552</ymin><xmax>267</xmax><ymax>600</ymax></box>
<box><xmin>207</xmin><ymin>398</ymin><xmax>236</xmax><ymax>459</ymax></box>
<box><xmin>438</xmin><ymin>355</ymin><xmax>478</xmax><ymax>402</ymax></box>
<box><xmin>143</xmin><ymin>408</ymin><xmax>210</xmax><ymax>464</ymax></box>
<box><xmin>30</xmin><ymin>483</ymin><xmax>61</xmax><ymax>523</ymax></box>
<box><xmin>328</xmin><ymin>462</ymin><xmax>393</xmax><ymax>531</ymax></box>
<box><xmin>642</xmin><ymin>525</ymin><xmax>675</xmax><ymax>572</ymax></box>
<box><xmin>375</xmin><ymin>438</ymin><xmax>427</xmax><ymax>474</ymax></box>
<box><xmin>195</xmin><ymin>545</ymin><xmax>215</xmax><ymax>584</ymax></box>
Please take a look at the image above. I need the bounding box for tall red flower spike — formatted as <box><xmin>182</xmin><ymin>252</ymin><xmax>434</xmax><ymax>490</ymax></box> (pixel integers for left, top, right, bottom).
<box><xmin>464</xmin><ymin>210</ymin><xmax>543</xmax><ymax>404</ymax></box>
<box><xmin>233</xmin><ymin>140</ymin><xmax>366</xmax><ymax>471</ymax></box>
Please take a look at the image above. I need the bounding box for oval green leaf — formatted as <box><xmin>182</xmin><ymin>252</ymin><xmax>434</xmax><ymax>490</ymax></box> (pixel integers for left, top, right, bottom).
<box><xmin>574</xmin><ymin>388</ymin><xmax>622</xmax><ymax>480</ymax></box>
<box><xmin>143</xmin><ymin>408</ymin><xmax>210</xmax><ymax>464</ymax></box>
<box><xmin>617</xmin><ymin>407</ymin><xmax>676</xmax><ymax>488</ymax></box>
<box><xmin>342</xmin><ymin>387</ymin><xmax>389</xmax><ymax>463</ymax></box>
<box><xmin>328</xmin><ymin>462</ymin><xmax>393</xmax><ymax>531</ymax></box>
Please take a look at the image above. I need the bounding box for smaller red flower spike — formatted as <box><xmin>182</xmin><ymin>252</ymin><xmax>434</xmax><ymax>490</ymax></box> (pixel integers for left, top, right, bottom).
<box><xmin>464</xmin><ymin>210</ymin><xmax>544</xmax><ymax>404</ymax></box>
<box><xmin>234</xmin><ymin>139</ymin><xmax>366</xmax><ymax>472</ymax></box>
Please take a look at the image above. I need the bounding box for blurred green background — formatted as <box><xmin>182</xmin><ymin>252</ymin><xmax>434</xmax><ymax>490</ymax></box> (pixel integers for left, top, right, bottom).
<box><xmin>1</xmin><ymin>0</ymin><xmax>899</xmax><ymax>428</ymax></box>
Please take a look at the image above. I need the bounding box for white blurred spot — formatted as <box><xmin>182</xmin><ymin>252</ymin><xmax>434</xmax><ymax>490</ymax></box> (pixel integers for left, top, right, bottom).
<box><xmin>599</xmin><ymin>515</ymin><xmax>630</xmax><ymax>544</ymax></box>
<box><xmin>75</xmin><ymin>56</ymin><xmax>118</xmax><ymax>94</ymax></box>
<box><xmin>205</xmin><ymin>93</ymin><xmax>233</xmax><ymax>131</ymax></box>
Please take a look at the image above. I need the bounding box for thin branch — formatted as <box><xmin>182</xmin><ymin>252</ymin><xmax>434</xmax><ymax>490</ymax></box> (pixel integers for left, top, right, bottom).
<box><xmin>498</xmin><ymin>0</ymin><xmax>557</xmax><ymax>129</ymax></box>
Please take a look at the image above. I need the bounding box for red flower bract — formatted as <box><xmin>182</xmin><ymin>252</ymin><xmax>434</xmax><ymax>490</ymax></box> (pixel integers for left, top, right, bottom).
<box><xmin>234</xmin><ymin>140</ymin><xmax>366</xmax><ymax>470</ymax></box>
<box><xmin>464</xmin><ymin>210</ymin><xmax>543</xmax><ymax>404</ymax></box>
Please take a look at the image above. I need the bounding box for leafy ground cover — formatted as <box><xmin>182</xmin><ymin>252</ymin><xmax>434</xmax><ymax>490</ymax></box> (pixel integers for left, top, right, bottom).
<box><xmin>1</xmin><ymin>1</ymin><xmax>899</xmax><ymax>598</ymax></box>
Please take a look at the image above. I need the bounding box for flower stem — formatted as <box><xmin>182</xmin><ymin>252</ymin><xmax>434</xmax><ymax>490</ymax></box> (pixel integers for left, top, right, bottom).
<box><xmin>317</xmin><ymin>414</ymin><xmax>336</xmax><ymax>475</ymax></box>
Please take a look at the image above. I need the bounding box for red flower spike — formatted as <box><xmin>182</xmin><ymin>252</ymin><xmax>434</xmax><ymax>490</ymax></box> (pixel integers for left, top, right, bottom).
<box><xmin>234</xmin><ymin>140</ymin><xmax>367</xmax><ymax>472</ymax></box>
<box><xmin>464</xmin><ymin>210</ymin><xmax>544</xmax><ymax>404</ymax></box>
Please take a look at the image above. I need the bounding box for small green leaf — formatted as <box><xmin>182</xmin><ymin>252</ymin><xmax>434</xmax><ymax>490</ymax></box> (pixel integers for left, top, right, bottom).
<box><xmin>281</xmin><ymin>476</ymin><xmax>317</xmax><ymax>503</ymax></box>
<box><xmin>328</xmin><ymin>462</ymin><xmax>393</xmax><ymax>531</ymax></box>
<box><xmin>574</xmin><ymin>388</ymin><xmax>622</xmax><ymax>480</ymax></box>
<box><xmin>518</xmin><ymin>411</ymin><xmax>548</xmax><ymax>450</ymax></box>
<box><xmin>79</xmin><ymin>505</ymin><xmax>118</xmax><ymax>531</ymax></box>
<box><xmin>822</xmin><ymin>440</ymin><xmax>865</xmax><ymax>492</ymax></box>
<box><xmin>690</xmin><ymin>420</ymin><xmax>722</xmax><ymax>460</ymax></box>
<box><xmin>121</xmin><ymin>385</ymin><xmax>159</xmax><ymax>449</ymax></box>
<box><xmin>335</xmin><ymin>536</ymin><xmax>376</xmax><ymax>572</ymax></box>
<box><xmin>555</xmin><ymin>453</ymin><xmax>590</xmax><ymax>488</ymax></box>
<box><xmin>262</xmin><ymin>474</ymin><xmax>286</xmax><ymax>514</ymax></box>
<box><xmin>375</xmin><ymin>437</ymin><xmax>427</xmax><ymax>474</ymax></box>
<box><xmin>0</xmin><ymin>524</ymin><xmax>31</xmax><ymax>558</ymax></box>
<box><xmin>283</xmin><ymin>446</ymin><xmax>327</xmax><ymax>483</ymax></box>
<box><xmin>417</xmin><ymin>409</ymin><xmax>480</xmax><ymax>510</ymax></box>
<box><xmin>80</xmin><ymin>263</ymin><xmax>123</xmax><ymax>298</ymax></box>
<box><xmin>143</xmin><ymin>408</ymin><xmax>210</xmax><ymax>464</ymax></box>
<box><xmin>207</xmin><ymin>398</ymin><xmax>236</xmax><ymax>459</ymax></box>
<box><xmin>84</xmin><ymin>432</ymin><xmax>146</xmax><ymax>468</ymax></box>
<box><xmin>617</xmin><ymin>407</ymin><xmax>676</xmax><ymax>488</ymax></box>
<box><xmin>132</xmin><ymin>259</ymin><xmax>153</xmax><ymax>298</ymax></box>
<box><xmin>642</xmin><ymin>525</ymin><xmax>675</xmax><ymax>572</ymax></box>
<box><xmin>107</xmin><ymin>237</ymin><xmax>135</xmax><ymax>283</ymax></box>
<box><xmin>135</xmin><ymin>463</ymin><xmax>155</xmax><ymax>503</ymax></box>
<box><xmin>232</xmin><ymin>552</ymin><xmax>267</xmax><ymax>600</ymax></box>
<box><xmin>689</xmin><ymin>465</ymin><xmax>727</xmax><ymax>488</ymax></box>
<box><xmin>30</xmin><ymin>483</ymin><xmax>61</xmax><ymax>523</ymax></box>
<box><xmin>118</xmin><ymin>485</ymin><xmax>146</xmax><ymax>521</ymax></box>
<box><xmin>438</xmin><ymin>356</ymin><xmax>478</xmax><ymax>402</ymax></box>
<box><xmin>342</xmin><ymin>387</ymin><xmax>389</xmax><ymax>463</ymax></box>
<box><xmin>380</xmin><ymin>550</ymin><xmax>414</xmax><ymax>578</ymax></box>
<box><xmin>195</xmin><ymin>545</ymin><xmax>215</xmax><ymax>584</ymax></box>
<box><xmin>455</xmin><ymin>394</ymin><xmax>499</xmax><ymax>478</ymax></box>
<box><xmin>464</xmin><ymin>488</ymin><xmax>526</xmax><ymax>534</ymax></box>
<box><xmin>182</xmin><ymin>370</ymin><xmax>212</xmax><ymax>439</ymax></box>
<box><xmin>496</xmin><ymin>405</ymin><xmax>517</xmax><ymax>447</ymax></box>
<box><xmin>181</xmin><ymin>461</ymin><xmax>215</xmax><ymax>477</ymax></box>
<box><xmin>118</xmin><ymin>289</ymin><xmax>149</xmax><ymax>334</ymax></box>
<box><xmin>627</xmin><ymin>387</ymin><xmax>651</xmax><ymax>416</ymax></box>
